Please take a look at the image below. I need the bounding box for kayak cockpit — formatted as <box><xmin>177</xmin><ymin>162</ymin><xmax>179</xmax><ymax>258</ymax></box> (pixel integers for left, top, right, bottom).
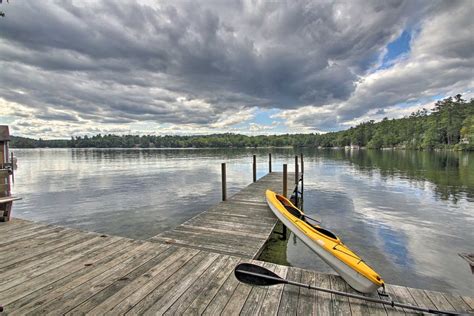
<box><xmin>313</xmin><ymin>226</ymin><xmax>338</xmax><ymax>240</ymax></box>
<box><xmin>276</xmin><ymin>194</ymin><xmax>339</xmax><ymax>241</ymax></box>
<box><xmin>283</xmin><ymin>204</ymin><xmax>303</xmax><ymax>218</ymax></box>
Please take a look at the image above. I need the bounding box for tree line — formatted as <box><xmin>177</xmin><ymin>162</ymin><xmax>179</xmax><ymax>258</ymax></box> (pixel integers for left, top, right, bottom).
<box><xmin>10</xmin><ymin>94</ymin><xmax>474</xmax><ymax>150</ymax></box>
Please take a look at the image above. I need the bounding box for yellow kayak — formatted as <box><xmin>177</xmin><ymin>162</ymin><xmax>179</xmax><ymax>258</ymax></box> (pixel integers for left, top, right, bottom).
<box><xmin>265</xmin><ymin>189</ymin><xmax>384</xmax><ymax>293</ymax></box>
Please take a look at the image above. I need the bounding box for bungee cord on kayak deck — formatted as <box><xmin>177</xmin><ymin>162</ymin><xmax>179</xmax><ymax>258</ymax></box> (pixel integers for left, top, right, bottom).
<box><xmin>332</xmin><ymin>243</ymin><xmax>366</xmax><ymax>264</ymax></box>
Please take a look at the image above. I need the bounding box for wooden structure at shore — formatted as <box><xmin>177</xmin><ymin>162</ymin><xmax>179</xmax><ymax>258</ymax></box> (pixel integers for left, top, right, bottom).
<box><xmin>0</xmin><ymin>159</ymin><xmax>472</xmax><ymax>314</ymax></box>
<box><xmin>0</xmin><ymin>126</ymin><xmax>20</xmax><ymax>222</ymax></box>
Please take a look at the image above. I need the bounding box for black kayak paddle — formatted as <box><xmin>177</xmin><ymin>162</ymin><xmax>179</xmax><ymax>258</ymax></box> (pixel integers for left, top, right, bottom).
<box><xmin>234</xmin><ymin>263</ymin><xmax>463</xmax><ymax>315</ymax></box>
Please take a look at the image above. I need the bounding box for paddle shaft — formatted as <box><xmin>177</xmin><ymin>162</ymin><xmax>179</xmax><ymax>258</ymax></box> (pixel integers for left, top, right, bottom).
<box><xmin>302</xmin><ymin>214</ymin><xmax>321</xmax><ymax>224</ymax></box>
<box><xmin>238</xmin><ymin>270</ymin><xmax>459</xmax><ymax>315</ymax></box>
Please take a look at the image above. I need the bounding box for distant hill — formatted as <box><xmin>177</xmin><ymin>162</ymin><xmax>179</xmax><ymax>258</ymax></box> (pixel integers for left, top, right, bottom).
<box><xmin>10</xmin><ymin>94</ymin><xmax>474</xmax><ymax>151</ymax></box>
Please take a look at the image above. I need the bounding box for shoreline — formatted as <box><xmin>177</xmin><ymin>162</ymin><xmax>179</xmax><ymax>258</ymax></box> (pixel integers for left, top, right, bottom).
<box><xmin>10</xmin><ymin>145</ymin><xmax>473</xmax><ymax>151</ymax></box>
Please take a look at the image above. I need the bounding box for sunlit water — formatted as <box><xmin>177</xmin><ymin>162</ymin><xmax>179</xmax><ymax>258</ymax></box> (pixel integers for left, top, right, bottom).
<box><xmin>9</xmin><ymin>148</ymin><xmax>474</xmax><ymax>295</ymax></box>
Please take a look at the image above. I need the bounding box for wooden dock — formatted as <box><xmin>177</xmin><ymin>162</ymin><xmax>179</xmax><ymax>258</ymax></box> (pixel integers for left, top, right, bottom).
<box><xmin>1</xmin><ymin>171</ymin><xmax>473</xmax><ymax>315</ymax></box>
<box><xmin>1</xmin><ymin>219</ymin><xmax>473</xmax><ymax>315</ymax></box>
<box><xmin>150</xmin><ymin>172</ymin><xmax>294</xmax><ymax>259</ymax></box>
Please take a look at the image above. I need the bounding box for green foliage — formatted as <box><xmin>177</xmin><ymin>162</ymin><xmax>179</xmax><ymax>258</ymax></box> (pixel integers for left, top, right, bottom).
<box><xmin>460</xmin><ymin>114</ymin><xmax>474</xmax><ymax>143</ymax></box>
<box><xmin>323</xmin><ymin>149</ymin><xmax>474</xmax><ymax>202</ymax></box>
<box><xmin>10</xmin><ymin>95</ymin><xmax>474</xmax><ymax>151</ymax></box>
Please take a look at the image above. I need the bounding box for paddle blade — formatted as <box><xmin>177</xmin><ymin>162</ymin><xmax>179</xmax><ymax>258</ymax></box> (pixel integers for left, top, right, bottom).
<box><xmin>234</xmin><ymin>263</ymin><xmax>285</xmax><ymax>286</ymax></box>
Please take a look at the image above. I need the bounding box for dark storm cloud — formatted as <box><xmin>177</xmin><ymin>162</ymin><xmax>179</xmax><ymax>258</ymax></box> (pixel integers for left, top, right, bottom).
<box><xmin>0</xmin><ymin>0</ymin><xmax>472</xmax><ymax>135</ymax></box>
<box><xmin>36</xmin><ymin>111</ymin><xmax>79</xmax><ymax>122</ymax></box>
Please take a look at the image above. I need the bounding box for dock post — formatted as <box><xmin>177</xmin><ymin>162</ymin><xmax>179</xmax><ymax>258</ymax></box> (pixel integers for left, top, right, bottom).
<box><xmin>295</xmin><ymin>155</ymin><xmax>299</xmax><ymax>184</ymax></box>
<box><xmin>300</xmin><ymin>153</ymin><xmax>304</xmax><ymax>210</ymax></box>
<box><xmin>221</xmin><ymin>163</ymin><xmax>226</xmax><ymax>201</ymax></box>
<box><xmin>253</xmin><ymin>155</ymin><xmax>257</xmax><ymax>182</ymax></box>
<box><xmin>268</xmin><ymin>153</ymin><xmax>272</xmax><ymax>173</ymax></box>
<box><xmin>10</xmin><ymin>151</ymin><xmax>14</xmax><ymax>183</ymax></box>
<box><xmin>300</xmin><ymin>152</ymin><xmax>304</xmax><ymax>174</ymax></box>
<box><xmin>281</xmin><ymin>163</ymin><xmax>288</xmax><ymax>240</ymax></box>
<box><xmin>294</xmin><ymin>156</ymin><xmax>299</xmax><ymax>206</ymax></box>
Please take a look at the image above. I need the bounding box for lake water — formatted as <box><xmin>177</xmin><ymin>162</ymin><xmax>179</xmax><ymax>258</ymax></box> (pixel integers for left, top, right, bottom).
<box><xmin>9</xmin><ymin>148</ymin><xmax>474</xmax><ymax>296</ymax></box>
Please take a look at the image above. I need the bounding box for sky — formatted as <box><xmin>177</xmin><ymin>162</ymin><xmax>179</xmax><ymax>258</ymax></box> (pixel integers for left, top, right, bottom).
<box><xmin>0</xmin><ymin>0</ymin><xmax>473</xmax><ymax>139</ymax></box>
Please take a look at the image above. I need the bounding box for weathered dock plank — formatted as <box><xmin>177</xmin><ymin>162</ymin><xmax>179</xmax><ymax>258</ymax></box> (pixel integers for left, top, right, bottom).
<box><xmin>296</xmin><ymin>269</ymin><xmax>318</xmax><ymax>315</ymax></box>
<box><xmin>345</xmin><ymin>279</ymin><xmax>373</xmax><ymax>316</ymax></box>
<box><xmin>27</xmin><ymin>242</ymin><xmax>165</xmax><ymax>314</ymax></box>
<box><xmin>406</xmin><ymin>286</ymin><xmax>437</xmax><ymax>310</ymax></box>
<box><xmin>0</xmin><ymin>218</ymin><xmax>37</xmax><ymax>235</ymax></box>
<box><xmin>0</xmin><ymin>219</ymin><xmax>473</xmax><ymax>315</ymax></box>
<box><xmin>277</xmin><ymin>265</ymin><xmax>302</xmax><ymax>316</ymax></box>
<box><xmin>1</xmin><ymin>237</ymin><xmax>126</xmax><ymax>308</ymax></box>
<box><xmin>441</xmin><ymin>292</ymin><xmax>471</xmax><ymax>313</ymax></box>
<box><xmin>6</xmin><ymin>241</ymin><xmax>140</xmax><ymax>314</ymax></box>
<box><xmin>312</xmin><ymin>271</ymin><xmax>334</xmax><ymax>315</ymax></box>
<box><xmin>100</xmin><ymin>247</ymin><xmax>200</xmax><ymax>314</ymax></box>
<box><xmin>329</xmin><ymin>274</ymin><xmax>353</xmax><ymax>316</ymax></box>
<box><xmin>200</xmin><ymin>258</ymin><xmax>243</xmax><ymax>315</ymax></box>
<box><xmin>163</xmin><ymin>254</ymin><xmax>230</xmax><ymax>315</ymax></box>
<box><xmin>239</xmin><ymin>261</ymin><xmax>275</xmax><ymax>315</ymax></box>
<box><xmin>0</xmin><ymin>230</ymin><xmax>92</xmax><ymax>269</ymax></box>
<box><xmin>0</xmin><ymin>235</ymin><xmax>122</xmax><ymax>292</ymax></box>
<box><xmin>220</xmin><ymin>260</ymin><xmax>264</xmax><ymax>314</ymax></box>
<box><xmin>66</xmin><ymin>244</ymin><xmax>176</xmax><ymax>314</ymax></box>
<box><xmin>131</xmin><ymin>252</ymin><xmax>219</xmax><ymax>315</ymax></box>
<box><xmin>0</xmin><ymin>220</ymin><xmax>56</xmax><ymax>246</ymax></box>
<box><xmin>149</xmin><ymin>172</ymin><xmax>295</xmax><ymax>258</ymax></box>
<box><xmin>182</xmin><ymin>256</ymin><xmax>242</xmax><ymax>315</ymax></box>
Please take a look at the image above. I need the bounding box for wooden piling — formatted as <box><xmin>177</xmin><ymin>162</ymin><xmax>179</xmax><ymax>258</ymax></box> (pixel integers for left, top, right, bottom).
<box><xmin>253</xmin><ymin>155</ymin><xmax>257</xmax><ymax>182</ymax></box>
<box><xmin>281</xmin><ymin>163</ymin><xmax>289</xmax><ymax>239</ymax></box>
<box><xmin>10</xmin><ymin>151</ymin><xmax>14</xmax><ymax>183</ymax></box>
<box><xmin>294</xmin><ymin>156</ymin><xmax>299</xmax><ymax>206</ymax></box>
<box><xmin>268</xmin><ymin>153</ymin><xmax>272</xmax><ymax>173</ymax></box>
<box><xmin>300</xmin><ymin>153</ymin><xmax>304</xmax><ymax>210</ymax></box>
<box><xmin>300</xmin><ymin>152</ymin><xmax>304</xmax><ymax>174</ymax></box>
<box><xmin>295</xmin><ymin>155</ymin><xmax>299</xmax><ymax>184</ymax></box>
<box><xmin>221</xmin><ymin>163</ymin><xmax>226</xmax><ymax>201</ymax></box>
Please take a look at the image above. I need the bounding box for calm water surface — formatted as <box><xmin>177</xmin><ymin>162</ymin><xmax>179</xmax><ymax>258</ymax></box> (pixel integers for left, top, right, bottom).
<box><xmin>10</xmin><ymin>148</ymin><xmax>474</xmax><ymax>295</ymax></box>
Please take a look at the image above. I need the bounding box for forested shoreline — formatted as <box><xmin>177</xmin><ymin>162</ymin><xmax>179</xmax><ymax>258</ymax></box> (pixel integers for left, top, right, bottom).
<box><xmin>11</xmin><ymin>95</ymin><xmax>474</xmax><ymax>150</ymax></box>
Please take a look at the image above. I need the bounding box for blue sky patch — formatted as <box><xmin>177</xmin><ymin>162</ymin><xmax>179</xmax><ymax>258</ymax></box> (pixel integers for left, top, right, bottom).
<box><xmin>380</xmin><ymin>30</ymin><xmax>411</xmax><ymax>69</ymax></box>
<box><xmin>253</xmin><ymin>109</ymin><xmax>280</xmax><ymax>125</ymax></box>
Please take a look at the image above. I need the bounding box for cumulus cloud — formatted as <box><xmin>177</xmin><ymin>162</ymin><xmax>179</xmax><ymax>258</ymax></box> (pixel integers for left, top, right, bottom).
<box><xmin>284</xmin><ymin>0</ymin><xmax>474</xmax><ymax>129</ymax></box>
<box><xmin>0</xmin><ymin>0</ymin><xmax>472</xmax><ymax>137</ymax></box>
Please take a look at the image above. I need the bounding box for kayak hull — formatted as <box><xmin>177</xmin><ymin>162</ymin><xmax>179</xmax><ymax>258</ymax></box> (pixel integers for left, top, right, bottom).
<box><xmin>266</xmin><ymin>192</ymin><xmax>381</xmax><ymax>293</ymax></box>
